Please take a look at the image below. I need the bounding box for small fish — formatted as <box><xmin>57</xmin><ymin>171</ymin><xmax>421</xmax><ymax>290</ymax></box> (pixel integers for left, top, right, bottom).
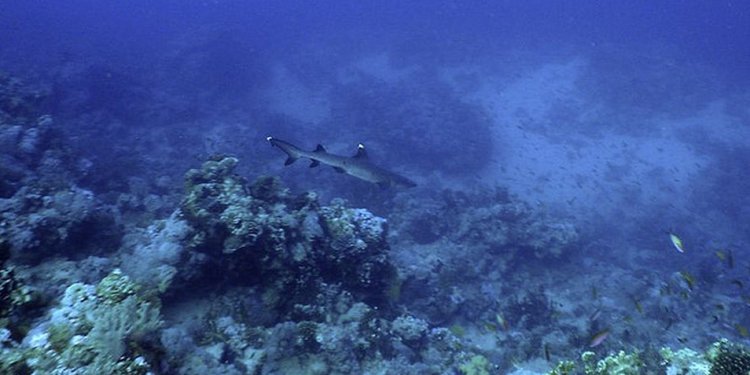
<box><xmin>449</xmin><ymin>324</ymin><xmax>466</xmax><ymax>338</ymax></box>
<box><xmin>680</xmin><ymin>271</ymin><xmax>696</xmax><ymax>291</ymax></box>
<box><xmin>731</xmin><ymin>279</ymin><xmax>744</xmax><ymax>289</ymax></box>
<box><xmin>496</xmin><ymin>313</ymin><xmax>510</xmax><ymax>331</ymax></box>
<box><xmin>716</xmin><ymin>250</ymin><xmax>735</xmax><ymax>269</ymax></box>
<box><xmin>589</xmin><ymin>329</ymin><xmax>610</xmax><ymax>347</ymax></box>
<box><xmin>669</xmin><ymin>233</ymin><xmax>685</xmax><ymax>253</ymax></box>
<box><xmin>591</xmin><ymin>286</ymin><xmax>599</xmax><ymax>300</ymax></box>
<box><xmin>631</xmin><ymin>296</ymin><xmax>643</xmax><ymax>314</ymax></box>
<box><xmin>589</xmin><ymin>309</ymin><xmax>602</xmax><ymax>322</ymax></box>
<box><xmin>736</xmin><ymin>324</ymin><xmax>749</xmax><ymax>337</ymax></box>
<box><xmin>664</xmin><ymin>318</ymin><xmax>674</xmax><ymax>331</ymax></box>
<box><xmin>484</xmin><ymin>322</ymin><xmax>498</xmax><ymax>332</ymax></box>
<box><xmin>544</xmin><ymin>343</ymin><xmax>551</xmax><ymax>361</ymax></box>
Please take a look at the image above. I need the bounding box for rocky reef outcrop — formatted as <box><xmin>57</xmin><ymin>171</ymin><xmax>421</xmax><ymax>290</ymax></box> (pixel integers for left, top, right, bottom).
<box><xmin>179</xmin><ymin>155</ymin><xmax>397</xmax><ymax>311</ymax></box>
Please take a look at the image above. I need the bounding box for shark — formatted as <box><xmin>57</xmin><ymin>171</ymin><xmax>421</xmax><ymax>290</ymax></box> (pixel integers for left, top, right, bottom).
<box><xmin>266</xmin><ymin>136</ymin><xmax>417</xmax><ymax>189</ymax></box>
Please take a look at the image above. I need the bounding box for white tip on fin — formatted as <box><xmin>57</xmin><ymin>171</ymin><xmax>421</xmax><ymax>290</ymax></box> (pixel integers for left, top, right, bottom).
<box><xmin>355</xmin><ymin>143</ymin><xmax>368</xmax><ymax>159</ymax></box>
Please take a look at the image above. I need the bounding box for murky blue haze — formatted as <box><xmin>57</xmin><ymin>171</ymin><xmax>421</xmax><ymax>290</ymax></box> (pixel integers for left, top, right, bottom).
<box><xmin>1</xmin><ymin>1</ymin><xmax>749</xmax><ymax>374</ymax></box>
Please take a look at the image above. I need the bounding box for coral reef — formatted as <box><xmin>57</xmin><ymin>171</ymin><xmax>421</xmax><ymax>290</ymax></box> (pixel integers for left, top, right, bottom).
<box><xmin>0</xmin><ymin>185</ymin><xmax>120</xmax><ymax>263</ymax></box>
<box><xmin>169</xmin><ymin>284</ymin><xmax>483</xmax><ymax>374</ymax></box>
<box><xmin>581</xmin><ymin>350</ymin><xmax>642</xmax><ymax>375</ymax></box>
<box><xmin>459</xmin><ymin>354</ymin><xmax>491</xmax><ymax>375</ymax></box>
<box><xmin>387</xmin><ymin>187</ymin><xmax>579</xmax><ymax>348</ymax></box>
<box><xmin>119</xmin><ymin>211</ymin><xmax>194</xmax><ymax>294</ymax></box>
<box><xmin>180</xmin><ymin>155</ymin><xmax>396</xmax><ymax>310</ymax></box>
<box><xmin>0</xmin><ymin>269</ymin><xmax>162</xmax><ymax>374</ymax></box>
<box><xmin>660</xmin><ymin>347</ymin><xmax>710</xmax><ymax>375</ymax></box>
<box><xmin>392</xmin><ymin>188</ymin><xmax>579</xmax><ymax>259</ymax></box>
<box><xmin>0</xmin><ymin>72</ymin><xmax>48</xmax><ymax>125</ymax></box>
<box><xmin>134</xmin><ymin>156</ymin><xmax>495</xmax><ymax>373</ymax></box>
<box><xmin>706</xmin><ymin>339</ymin><xmax>750</xmax><ymax>375</ymax></box>
<box><xmin>0</xmin><ymin>237</ymin><xmax>36</xmax><ymax>338</ymax></box>
<box><xmin>545</xmin><ymin>339</ymin><xmax>750</xmax><ymax>375</ymax></box>
<box><xmin>0</xmin><ymin>74</ymin><xmax>121</xmax><ymax>264</ymax></box>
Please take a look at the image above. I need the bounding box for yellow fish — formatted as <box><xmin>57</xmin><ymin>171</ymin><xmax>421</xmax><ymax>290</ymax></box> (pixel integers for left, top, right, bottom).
<box><xmin>736</xmin><ymin>324</ymin><xmax>749</xmax><ymax>338</ymax></box>
<box><xmin>680</xmin><ymin>271</ymin><xmax>696</xmax><ymax>291</ymax></box>
<box><xmin>669</xmin><ymin>233</ymin><xmax>685</xmax><ymax>253</ymax></box>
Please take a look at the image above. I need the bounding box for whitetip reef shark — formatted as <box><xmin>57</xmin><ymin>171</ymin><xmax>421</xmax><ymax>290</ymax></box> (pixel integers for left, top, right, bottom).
<box><xmin>267</xmin><ymin>136</ymin><xmax>417</xmax><ymax>189</ymax></box>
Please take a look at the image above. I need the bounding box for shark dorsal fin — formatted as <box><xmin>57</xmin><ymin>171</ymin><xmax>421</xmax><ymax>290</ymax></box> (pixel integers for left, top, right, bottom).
<box><xmin>313</xmin><ymin>144</ymin><xmax>327</xmax><ymax>153</ymax></box>
<box><xmin>354</xmin><ymin>143</ymin><xmax>368</xmax><ymax>159</ymax></box>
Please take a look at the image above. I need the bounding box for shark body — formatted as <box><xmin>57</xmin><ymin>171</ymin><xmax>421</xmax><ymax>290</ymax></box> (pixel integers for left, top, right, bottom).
<box><xmin>267</xmin><ymin>136</ymin><xmax>416</xmax><ymax>189</ymax></box>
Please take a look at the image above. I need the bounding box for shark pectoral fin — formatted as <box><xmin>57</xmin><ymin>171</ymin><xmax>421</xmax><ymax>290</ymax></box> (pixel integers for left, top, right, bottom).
<box><xmin>284</xmin><ymin>157</ymin><xmax>297</xmax><ymax>166</ymax></box>
<box><xmin>309</xmin><ymin>160</ymin><xmax>320</xmax><ymax>168</ymax></box>
<box><xmin>333</xmin><ymin>167</ymin><xmax>345</xmax><ymax>173</ymax></box>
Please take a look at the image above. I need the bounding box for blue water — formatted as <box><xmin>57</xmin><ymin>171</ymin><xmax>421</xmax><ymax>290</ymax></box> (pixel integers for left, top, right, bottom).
<box><xmin>1</xmin><ymin>1</ymin><xmax>749</xmax><ymax>373</ymax></box>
